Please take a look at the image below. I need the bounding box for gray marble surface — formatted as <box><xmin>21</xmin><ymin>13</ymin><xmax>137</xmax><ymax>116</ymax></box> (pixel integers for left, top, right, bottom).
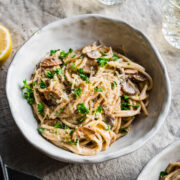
<box><xmin>0</xmin><ymin>0</ymin><xmax>179</xmax><ymax>179</ymax></box>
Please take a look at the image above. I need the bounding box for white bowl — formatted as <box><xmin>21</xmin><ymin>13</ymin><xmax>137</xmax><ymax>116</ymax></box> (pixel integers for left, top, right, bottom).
<box><xmin>6</xmin><ymin>14</ymin><xmax>171</xmax><ymax>163</ymax></box>
<box><xmin>138</xmin><ymin>140</ymin><xmax>180</xmax><ymax>180</ymax></box>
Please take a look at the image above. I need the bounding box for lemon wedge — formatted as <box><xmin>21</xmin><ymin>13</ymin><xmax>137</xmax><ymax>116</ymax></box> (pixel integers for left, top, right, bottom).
<box><xmin>0</xmin><ymin>24</ymin><xmax>12</xmax><ymax>65</ymax></box>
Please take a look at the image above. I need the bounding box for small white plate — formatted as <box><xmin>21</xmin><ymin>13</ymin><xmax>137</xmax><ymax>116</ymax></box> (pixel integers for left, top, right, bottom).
<box><xmin>6</xmin><ymin>14</ymin><xmax>171</xmax><ymax>163</ymax></box>
<box><xmin>138</xmin><ymin>140</ymin><xmax>180</xmax><ymax>180</ymax></box>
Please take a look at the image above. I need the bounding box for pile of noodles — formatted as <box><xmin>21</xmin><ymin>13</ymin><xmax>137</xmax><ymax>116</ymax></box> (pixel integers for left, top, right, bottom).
<box><xmin>24</xmin><ymin>44</ymin><xmax>153</xmax><ymax>156</ymax></box>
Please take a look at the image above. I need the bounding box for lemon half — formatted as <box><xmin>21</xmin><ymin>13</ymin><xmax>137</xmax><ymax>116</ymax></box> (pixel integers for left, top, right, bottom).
<box><xmin>0</xmin><ymin>24</ymin><xmax>12</xmax><ymax>65</ymax></box>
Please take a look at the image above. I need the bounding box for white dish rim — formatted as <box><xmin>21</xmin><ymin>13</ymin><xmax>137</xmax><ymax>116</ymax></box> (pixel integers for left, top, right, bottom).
<box><xmin>137</xmin><ymin>139</ymin><xmax>180</xmax><ymax>179</ymax></box>
<box><xmin>6</xmin><ymin>14</ymin><xmax>171</xmax><ymax>163</ymax></box>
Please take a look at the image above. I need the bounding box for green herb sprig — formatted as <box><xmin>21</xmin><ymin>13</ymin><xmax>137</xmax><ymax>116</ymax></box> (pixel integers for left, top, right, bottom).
<box><xmin>78</xmin><ymin>116</ymin><xmax>86</xmax><ymax>123</ymax></box>
<box><xmin>68</xmin><ymin>139</ymin><xmax>78</xmax><ymax>146</ymax></box>
<box><xmin>119</xmin><ymin>128</ymin><xmax>128</xmax><ymax>134</ymax></box>
<box><xmin>112</xmin><ymin>81</ymin><xmax>117</xmax><ymax>89</ymax></box>
<box><xmin>37</xmin><ymin>127</ymin><xmax>45</xmax><ymax>134</ymax></box>
<box><xmin>74</xmin><ymin>87</ymin><xmax>81</xmax><ymax>98</ymax></box>
<box><xmin>121</xmin><ymin>95</ymin><xmax>139</xmax><ymax>110</ymax></box>
<box><xmin>77</xmin><ymin>68</ymin><xmax>89</xmax><ymax>81</ymax></box>
<box><xmin>37</xmin><ymin>102</ymin><xmax>44</xmax><ymax>115</ymax></box>
<box><xmin>93</xmin><ymin>105</ymin><xmax>103</xmax><ymax>116</ymax></box>
<box><xmin>22</xmin><ymin>79</ymin><xmax>35</xmax><ymax>104</ymax></box>
<box><xmin>39</xmin><ymin>80</ymin><xmax>46</xmax><ymax>88</ymax></box>
<box><xmin>54</xmin><ymin>122</ymin><xmax>69</xmax><ymax>129</ymax></box>
<box><xmin>97</xmin><ymin>57</ymin><xmax>109</xmax><ymax>66</ymax></box>
<box><xmin>112</xmin><ymin>54</ymin><xmax>118</xmax><ymax>61</ymax></box>
<box><xmin>50</xmin><ymin>49</ymin><xmax>60</xmax><ymax>56</ymax></box>
<box><xmin>77</xmin><ymin>103</ymin><xmax>89</xmax><ymax>114</ymax></box>
<box><xmin>59</xmin><ymin>48</ymin><xmax>73</xmax><ymax>59</ymax></box>
<box><xmin>160</xmin><ymin>171</ymin><xmax>168</xmax><ymax>177</ymax></box>
<box><xmin>94</xmin><ymin>87</ymin><xmax>103</xmax><ymax>92</ymax></box>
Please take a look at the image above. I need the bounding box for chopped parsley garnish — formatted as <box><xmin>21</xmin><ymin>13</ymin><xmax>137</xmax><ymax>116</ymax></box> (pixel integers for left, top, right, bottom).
<box><xmin>77</xmin><ymin>103</ymin><xmax>89</xmax><ymax>114</ymax></box>
<box><xmin>50</xmin><ymin>49</ymin><xmax>60</xmax><ymax>56</ymax></box>
<box><xmin>46</xmin><ymin>71</ymin><xmax>54</xmax><ymax>79</ymax></box>
<box><xmin>160</xmin><ymin>171</ymin><xmax>168</xmax><ymax>177</ymax></box>
<box><xmin>74</xmin><ymin>87</ymin><xmax>81</xmax><ymax>98</ymax></box>
<box><xmin>68</xmin><ymin>139</ymin><xmax>78</xmax><ymax>146</ymax></box>
<box><xmin>94</xmin><ymin>87</ymin><xmax>103</xmax><ymax>92</ymax></box>
<box><xmin>60</xmin><ymin>108</ymin><xmax>65</xmax><ymax>111</ymax></box>
<box><xmin>55</xmin><ymin>68</ymin><xmax>64</xmax><ymax>76</ymax></box>
<box><xmin>123</xmin><ymin>95</ymin><xmax>129</xmax><ymax>100</ymax></box>
<box><xmin>23</xmin><ymin>92</ymin><xmax>35</xmax><ymax>104</ymax></box>
<box><xmin>105</xmin><ymin>125</ymin><xmax>111</xmax><ymax>131</ymax></box>
<box><xmin>121</xmin><ymin>95</ymin><xmax>139</xmax><ymax>110</ymax></box>
<box><xmin>69</xmin><ymin>82</ymin><xmax>73</xmax><ymax>86</ymax></box>
<box><xmin>77</xmin><ymin>68</ymin><xmax>89</xmax><ymax>81</ymax></box>
<box><xmin>94</xmin><ymin>105</ymin><xmax>103</xmax><ymax>116</ymax></box>
<box><xmin>69</xmin><ymin>48</ymin><xmax>73</xmax><ymax>53</ymax></box>
<box><xmin>130</xmin><ymin>104</ymin><xmax>140</xmax><ymax>108</ymax></box>
<box><xmin>59</xmin><ymin>50</ymin><xmax>66</xmax><ymax>59</ymax></box>
<box><xmin>32</xmin><ymin>81</ymin><xmax>37</xmax><ymax>86</ymax></box>
<box><xmin>127</xmin><ymin>62</ymin><xmax>130</xmax><ymax>65</ymax></box>
<box><xmin>22</xmin><ymin>79</ymin><xmax>35</xmax><ymax>104</ymax></box>
<box><xmin>72</xmin><ymin>63</ymin><xmax>77</xmax><ymax>69</ymax></box>
<box><xmin>54</xmin><ymin>122</ymin><xmax>69</xmax><ymax>129</ymax></box>
<box><xmin>121</xmin><ymin>102</ymin><xmax>130</xmax><ymax>110</ymax></box>
<box><xmin>78</xmin><ymin>116</ymin><xmax>86</xmax><ymax>123</ymax></box>
<box><xmin>100</xmin><ymin>51</ymin><xmax>107</xmax><ymax>56</ymax></box>
<box><xmin>37</xmin><ymin>102</ymin><xmax>44</xmax><ymax>115</ymax></box>
<box><xmin>121</xmin><ymin>102</ymin><xmax>139</xmax><ymax>110</ymax></box>
<box><xmin>39</xmin><ymin>80</ymin><xmax>46</xmax><ymax>88</ymax></box>
<box><xmin>34</xmin><ymin>114</ymin><xmax>39</xmax><ymax>120</ymax></box>
<box><xmin>96</xmin><ymin>105</ymin><xmax>103</xmax><ymax>113</ymax></box>
<box><xmin>37</xmin><ymin>127</ymin><xmax>45</xmax><ymax>134</ymax></box>
<box><xmin>54</xmin><ymin>122</ymin><xmax>61</xmax><ymax>128</ymax></box>
<box><xmin>55</xmin><ymin>111</ymin><xmax>60</xmax><ymax>116</ymax></box>
<box><xmin>59</xmin><ymin>48</ymin><xmax>73</xmax><ymax>59</ymax></box>
<box><xmin>23</xmin><ymin>79</ymin><xmax>32</xmax><ymax>90</ymax></box>
<box><xmin>112</xmin><ymin>54</ymin><xmax>118</xmax><ymax>61</ymax></box>
<box><xmin>69</xmin><ymin>130</ymin><xmax>74</xmax><ymax>136</ymax></box>
<box><xmin>97</xmin><ymin>57</ymin><xmax>109</xmax><ymax>66</ymax></box>
<box><xmin>86</xmin><ymin>80</ymin><xmax>91</xmax><ymax>84</ymax></box>
<box><xmin>71</xmin><ymin>55</ymin><xmax>76</xmax><ymax>58</ymax></box>
<box><xmin>46</xmin><ymin>68</ymin><xmax>63</xmax><ymax>78</ymax></box>
<box><xmin>112</xmin><ymin>81</ymin><xmax>117</xmax><ymax>89</ymax></box>
<box><xmin>119</xmin><ymin>128</ymin><xmax>128</xmax><ymax>134</ymax></box>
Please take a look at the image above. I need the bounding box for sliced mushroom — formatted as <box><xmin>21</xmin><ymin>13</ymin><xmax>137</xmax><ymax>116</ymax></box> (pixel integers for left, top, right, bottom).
<box><xmin>121</xmin><ymin>81</ymin><xmax>136</xmax><ymax>95</ymax></box>
<box><xmin>82</xmin><ymin>44</ymin><xmax>97</xmax><ymax>54</ymax></box>
<box><xmin>44</xmin><ymin>90</ymin><xmax>60</xmax><ymax>101</ymax></box>
<box><xmin>105</xmin><ymin>116</ymin><xmax>115</xmax><ymax>127</ymax></box>
<box><xmin>98</xmin><ymin>46</ymin><xmax>113</xmax><ymax>58</ymax></box>
<box><xmin>124</xmin><ymin>69</ymin><xmax>138</xmax><ymax>75</ymax></box>
<box><xmin>40</xmin><ymin>57</ymin><xmax>62</xmax><ymax>67</ymax></box>
<box><xmin>87</xmin><ymin>50</ymin><xmax>101</xmax><ymax>59</ymax></box>
<box><xmin>102</xmin><ymin>105</ymin><xmax>116</xmax><ymax>127</ymax></box>
<box><xmin>132</xmin><ymin>74</ymin><xmax>146</xmax><ymax>82</ymax></box>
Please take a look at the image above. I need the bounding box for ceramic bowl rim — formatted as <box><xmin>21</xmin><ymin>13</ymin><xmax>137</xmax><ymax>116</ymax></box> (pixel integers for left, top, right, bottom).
<box><xmin>6</xmin><ymin>14</ymin><xmax>171</xmax><ymax>163</ymax></box>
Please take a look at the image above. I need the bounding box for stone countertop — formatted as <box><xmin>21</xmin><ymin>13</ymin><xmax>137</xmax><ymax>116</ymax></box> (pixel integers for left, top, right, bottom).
<box><xmin>0</xmin><ymin>0</ymin><xmax>180</xmax><ymax>179</ymax></box>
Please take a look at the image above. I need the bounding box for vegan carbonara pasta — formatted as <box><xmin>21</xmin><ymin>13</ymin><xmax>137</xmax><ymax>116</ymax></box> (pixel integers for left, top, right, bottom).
<box><xmin>22</xmin><ymin>43</ymin><xmax>153</xmax><ymax>156</ymax></box>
